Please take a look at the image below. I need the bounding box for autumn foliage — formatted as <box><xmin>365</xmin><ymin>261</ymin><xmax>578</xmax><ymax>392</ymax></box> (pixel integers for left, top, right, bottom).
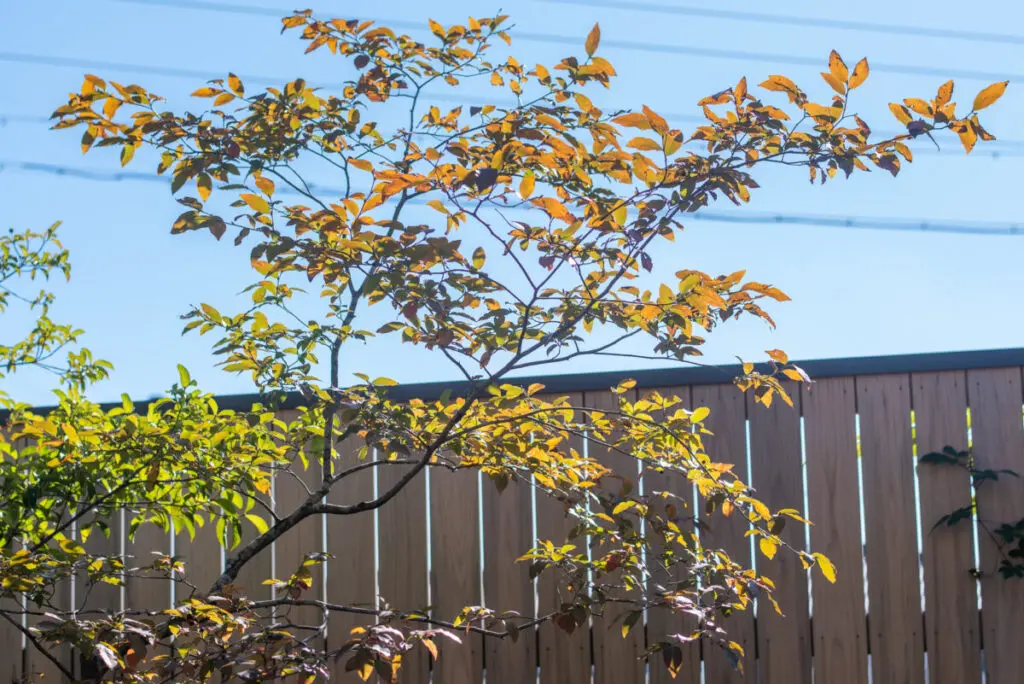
<box><xmin>0</xmin><ymin>8</ymin><xmax>1006</xmax><ymax>682</ymax></box>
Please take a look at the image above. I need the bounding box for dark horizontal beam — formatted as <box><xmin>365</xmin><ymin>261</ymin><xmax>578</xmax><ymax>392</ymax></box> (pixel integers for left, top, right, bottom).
<box><xmin>5</xmin><ymin>346</ymin><xmax>1024</xmax><ymax>418</ymax></box>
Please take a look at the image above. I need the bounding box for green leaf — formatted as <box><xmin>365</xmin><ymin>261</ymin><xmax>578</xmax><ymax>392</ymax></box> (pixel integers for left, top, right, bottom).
<box><xmin>177</xmin><ymin>364</ymin><xmax>192</xmax><ymax>387</ymax></box>
<box><xmin>246</xmin><ymin>514</ymin><xmax>270</xmax><ymax>535</ymax></box>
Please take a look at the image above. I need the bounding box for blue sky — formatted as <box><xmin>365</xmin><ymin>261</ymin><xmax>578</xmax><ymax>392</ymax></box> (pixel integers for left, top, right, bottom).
<box><xmin>2</xmin><ymin>0</ymin><xmax>1023</xmax><ymax>404</ymax></box>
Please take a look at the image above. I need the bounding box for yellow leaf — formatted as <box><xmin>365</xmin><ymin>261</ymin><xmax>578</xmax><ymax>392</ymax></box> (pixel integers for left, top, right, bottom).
<box><xmin>903</xmin><ymin>98</ymin><xmax>932</xmax><ymax>117</ymax></box>
<box><xmin>957</xmin><ymin>124</ymin><xmax>978</xmax><ymax>153</ymax></box>
<box><xmin>888</xmin><ymin>103</ymin><xmax>913</xmax><ymax>125</ymax></box>
<box><xmin>427</xmin><ymin>199</ymin><xmax>449</xmax><ymax>214</ymax></box>
<box><xmin>422</xmin><ymin>638</ymin><xmax>438</xmax><ymax>661</ymax></box>
<box><xmin>472</xmin><ymin>247</ymin><xmax>486</xmax><ymax>270</ymax></box>
<box><xmin>936</xmin><ymin>80</ymin><xmax>954</xmax><ymax>107</ymax></box>
<box><xmin>766</xmin><ymin>348</ymin><xmax>788</xmax><ymax>364</ymax></box>
<box><xmin>613</xmin><ymin>204</ymin><xmax>627</xmax><ymax>226</ymax></box>
<box><xmin>357</xmin><ymin>662</ymin><xmax>373</xmax><ymax>681</ymax></box>
<box><xmin>197</xmin><ymin>173</ymin><xmax>212</xmax><ymax>201</ymax></box>
<box><xmin>240</xmin><ymin>193</ymin><xmax>271</xmax><ymax>213</ymax></box>
<box><xmin>627</xmin><ymin>137</ymin><xmax>661</xmax><ymax>151</ymax></box>
<box><xmin>191</xmin><ymin>87</ymin><xmax>220</xmax><ymax>98</ymax></box>
<box><xmin>820</xmin><ymin>71</ymin><xmax>846</xmax><ymax>95</ymax></box>
<box><xmin>612</xmin><ymin>112</ymin><xmax>650</xmax><ymax>129</ymax></box>
<box><xmin>815</xmin><ymin>553</ymin><xmax>837</xmax><ymax>583</ymax></box>
<box><xmin>690</xmin><ymin>406</ymin><xmax>710</xmax><ymax>423</ymax></box>
<box><xmin>828</xmin><ymin>50</ymin><xmax>848</xmax><ymax>83</ymax></box>
<box><xmin>760</xmin><ymin>74</ymin><xmax>798</xmax><ymax>93</ymax></box>
<box><xmin>349</xmin><ymin>158</ymin><xmax>373</xmax><ymax>173</ymax></box>
<box><xmin>849</xmin><ymin>57</ymin><xmax>869</xmax><ymax>89</ymax></box>
<box><xmin>227</xmin><ymin>73</ymin><xmax>244</xmax><ymax>96</ymax></box>
<box><xmin>213</xmin><ymin>92</ymin><xmax>235</xmax><ymax>107</ymax></box>
<box><xmin>519</xmin><ymin>172</ymin><xmax>535</xmax><ymax>199</ymax></box>
<box><xmin>428</xmin><ymin>18</ymin><xmax>446</xmax><ymax>39</ymax></box>
<box><xmin>612</xmin><ymin>500</ymin><xmax>636</xmax><ymax>515</ymax></box>
<box><xmin>735</xmin><ymin>76</ymin><xmax>747</xmax><ymax>101</ymax></box>
<box><xmin>585</xmin><ymin>23</ymin><xmax>601</xmax><ymax>57</ymax></box>
<box><xmin>254</xmin><ymin>175</ymin><xmax>275</xmax><ymax>196</ymax></box>
<box><xmin>972</xmin><ymin>80</ymin><xmax>1008</xmax><ymax>111</ymax></box>
<box><xmin>643</xmin><ymin>105</ymin><xmax>668</xmax><ymax>134</ymax></box>
<box><xmin>759</xmin><ymin>537</ymin><xmax>778</xmax><ymax>560</ymax></box>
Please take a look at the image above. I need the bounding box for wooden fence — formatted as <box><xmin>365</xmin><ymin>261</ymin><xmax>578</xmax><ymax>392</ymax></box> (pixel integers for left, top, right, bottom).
<box><xmin>6</xmin><ymin>351</ymin><xmax>1024</xmax><ymax>683</ymax></box>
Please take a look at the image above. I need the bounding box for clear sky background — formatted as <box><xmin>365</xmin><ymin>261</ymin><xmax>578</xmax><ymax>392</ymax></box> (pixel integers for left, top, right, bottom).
<box><xmin>2</xmin><ymin>0</ymin><xmax>1023</xmax><ymax>405</ymax></box>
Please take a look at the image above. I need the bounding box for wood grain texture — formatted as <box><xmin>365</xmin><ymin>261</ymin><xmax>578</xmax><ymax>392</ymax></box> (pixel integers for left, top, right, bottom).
<box><xmin>644</xmin><ymin>386</ymin><xmax>699</xmax><ymax>684</ymax></box>
<box><xmin>912</xmin><ymin>371</ymin><xmax>981</xmax><ymax>684</ymax></box>
<box><xmin>429</xmin><ymin>466</ymin><xmax>483</xmax><ymax>684</ymax></box>
<box><xmin>483</xmin><ymin>474</ymin><xmax>536</xmax><ymax>684</ymax></box>
<box><xmin>535</xmin><ymin>393</ymin><xmax>591</xmax><ymax>684</ymax></box>
<box><xmin>325</xmin><ymin>437</ymin><xmax>377</xmax><ymax>681</ymax></box>
<box><xmin>378</xmin><ymin>458</ymin><xmax>429</xmax><ymax>683</ymax></box>
<box><xmin>857</xmin><ymin>374</ymin><xmax>925</xmax><ymax>684</ymax></box>
<box><xmin>174</xmin><ymin>514</ymin><xmax>222</xmax><ymax>604</ymax></box>
<box><xmin>24</xmin><ymin>572</ymin><xmax>71</xmax><ymax>682</ymax></box>
<box><xmin>694</xmin><ymin>383</ymin><xmax>755</xmax><ymax>682</ymax></box>
<box><xmin>586</xmin><ymin>389</ymin><xmax>645</xmax><ymax>684</ymax></box>
<box><xmin>802</xmin><ymin>378</ymin><xmax>868</xmax><ymax>684</ymax></box>
<box><xmin>966</xmin><ymin>368</ymin><xmax>1024</xmax><ymax>684</ymax></box>
<box><xmin>747</xmin><ymin>386</ymin><xmax>811</xmax><ymax>684</ymax></box>
<box><xmin>0</xmin><ymin>597</ymin><xmax>23</xmax><ymax>684</ymax></box>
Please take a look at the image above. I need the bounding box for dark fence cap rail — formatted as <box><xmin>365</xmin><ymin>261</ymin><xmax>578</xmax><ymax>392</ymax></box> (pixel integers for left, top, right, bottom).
<box><xmin>5</xmin><ymin>347</ymin><xmax>1024</xmax><ymax>417</ymax></box>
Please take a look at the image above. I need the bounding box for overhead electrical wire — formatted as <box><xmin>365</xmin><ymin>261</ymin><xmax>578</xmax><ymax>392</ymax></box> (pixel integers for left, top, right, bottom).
<box><xmin>107</xmin><ymin>0</ymin><xmax>1024</xmax><ymax>82</ymax></box>
<box><xmin>545</xmin><ymin>0</ymin><xmax>1024</xmax><ymax>46</ymax></box>
<box><xmin>3</xmin><ymin>159</ymin><xmax>1021</xmax><ymax>237</ymax></box>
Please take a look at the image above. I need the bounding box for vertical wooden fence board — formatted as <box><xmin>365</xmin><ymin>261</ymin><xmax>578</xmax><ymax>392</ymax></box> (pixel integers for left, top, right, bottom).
<box><xmin>803</xmin><ymin>377</ymin><xmax>868</xmax><ymax>684</ymax></box>
<box><xmin>429</xmin><ymin>466</ymin><xmax>483</xmax><ymax>684</ymax></box>
<box><xmin>378</xmin><ymin>460</ymin><xmax>429</xmax><ymax>683</ymax></box>
<box><xmin>0</xmin><ymin>596</ymin><xmax>23</xmax><ymax>683</ymax></box>
<box><xmin>586</xmin><ymin>389</ymin><xmax>645</xmax><ymax>684</ymax></box>
<box><xmin>232</xmin><ymin>502</ymin><xmax>273</xmax><ymax>604</ymax></box>
<box><xmin>325</xmin><ymin>438</ymin><xmax>376</xmax><ymax>681</ymax></box>
<box><xmin>694</xmin><ymin>383</ymin><xmax>755</xmax><ymax>682</ymax></box>
<box><xmin>482</xmin><ymin>474</ymin><xmax>535</xmax><ymax>684</ymax></box>
<box><xmin>76</xmin><ymin>516</ymin><xmax>122</xmax><ymax>681</ymax></box>
<box><xmin>747</xmin><ymin>385</ymin><xmax>811</xmax><ymax>684</ymax></box>
<box><xmin>644</xmin><ymin>385</ymin><xmax>699</xmax><ymax>684</ymax></box>
<box><xmin>913</xmin><ymin>371</ymin><xmax>981</xmax><ymax>684</ymax></box>
<box><xmin>536</xmin><ymin>393</ymin><xmax>591</xmax><ymax>684</ymax></box>
<box><xmin>274</xmin><ymin>461</ymin><xmax>325</xmax><ymax>639</ymax></box>
<box><xmin>174</xmin><ymin>516</ymin><xmax>222</xmax><ymax>604</ymax></box>
<box><xmin>24</xmin><ymin>569</ymin><xmax>72</xmax><ymax>682</ymax></box>
<box><xmin>966</xmin><ymin>368</ymin><xmax>1024</xmax><ymax>684</ymax></box>
<box><xmin>125</xmin><ymin>521</ymin><xmax>172</xmax><ymax>612</ymax></box>
<box><xmin>857</xmin><ymin>374</ymin><xmax>925</xmax><ymax>684</ymax></box>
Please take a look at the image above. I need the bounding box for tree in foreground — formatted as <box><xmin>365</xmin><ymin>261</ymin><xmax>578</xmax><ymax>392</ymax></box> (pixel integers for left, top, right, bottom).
<box><xmin>1</xmin><ymin>9</ymin><xmax>1006</xmax><ymax>681</ymax></box>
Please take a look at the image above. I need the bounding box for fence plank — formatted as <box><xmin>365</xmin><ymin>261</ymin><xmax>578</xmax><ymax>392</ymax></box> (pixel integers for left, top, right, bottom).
<box><xmin>274</xmin><ymin>459</ymin><xmax>325</xmax><ymax>639</ymax></box>
<box><xmin>0</xmin><ymin>596</ymin><xmax>23</xmax><ymax>684</ymax></box>
<box><xmin>378</xmin><ymin>459</ymin><xmax>429</xmax><ymax>683</ymax></box>
<box><xmin>325</xmin><ymin>438</ymin><xmax>376</xmax><ymax>681</ymax></box>
<box><xmin>857</xmin><ymin>374</ymin><xmax>925</xmax><ymax>684</ymax></box>
<box><xmin>966</xmin><ymin>368</ymin><xmax>1024</xmax><ymax>684</ymax></box>
<box><xmin>24</xmin><ymin>570</ymin><xmax>72</xmax><ymax>682</ymax></box>
<box><xmin>587</xmin><ymin>389</ymin><xmax>645</xmax><ymax>684</ymax></box>
<box><xmin>913</xmin><ymin>371</ymin><xmax>981</xmax><ymax>684</ymax></box>
<box><xmin>430</xmin><ymin>466</ymin><xmax>483</xmax><ymax>684</ymax></box>
<box><xmin>125</xmin><ymin>520</ymin><xmax>172</xmax><ymax>612</ymax></box>
<box><xmin>536</xmin><ymin>393</ymin><xmax>591</xmax><ymax>684</ymax></box>
<box><xmin>803</xmin><ymin>377</ymin><xmax>868</xmax><ymax>684</ymax></box>
<box><xmin>694</xmin><ymin>383</ymin><xmax>755</xmax><ymax>682</ymax></box>
<box><xmin>482</xmin><ymin>473</ymin><xmax>535</xmax><ymax>684</ymax></box>
<box><xmin>644</xmin><ymin>385</ymin><xmax>699</xmax><ymax>684</ymax></box>
<box><xmin>748</xmin><ymin>385</ymin><xmax>811</xmax><ymax>684</ymax></box>
<box><xmin>174</xmin><ymin>516</ymin><xmax>222</xmax><ymax>604</ymax></box>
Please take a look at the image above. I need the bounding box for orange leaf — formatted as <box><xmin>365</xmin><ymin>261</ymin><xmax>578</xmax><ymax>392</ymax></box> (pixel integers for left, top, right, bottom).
<box><xmin>828</xmin><ymin>50</ymin><xmax>849</xmax><ymax>83</ymax></box>
<box><xmin>642</xmin><ymin>105</ymin><xmax>668</xmax><ymax>134</ymax></box>
<box><xmin>585</xmin><ymin>23</ymin><xmax>600</xmax><ymax>57</ymax></box>
<box><xmin>349</xmin><ymin>158</ymin><xmax>374</xmax><ymax>172</ymax></box>
<box><xmin>972</xmin><ymin>81</ymin><xmax>1008</xmax><ymax>111</ymax></box>
<box><xmin>888</xmin><ymin>103</ymin><xmax>913</xmax><ymax>125</ymax></box>
<box><xmin>255</xmin><ymin>175</ymin><xmax>275</xmax><ymax>196</ymax></box>
<box><xmin>849</xmin><ymin>58</ymin><xmax>869</xmax><ymax>89</ymax></box>
<box><xmin>760</xmin><ymin>74</ymin><xmax>797</xmax><ymax>93</ymax></box>
<box><xmin>935</xmin><ymin>80</ymin><xmax>954</xmax><ymax>107</ymax></box>
<box><xmin>903</xmin><ymin>98</ymin><xmax>933</xmax><ymax>117</ymax></box>
<box><xmin>519</xmin><ymin>171</ymin><xmax>536</xmax><ymax>199</ymax></box>
<box><xmin>957</xmin><ymin>124</ymin><xmax>978</xmax><ymax>153</ymax></box>
<box><xmin>627</xmin><ymin>137</ymin><xmax>661</xmax><ymax>151</ymax></box>
<box><xmin>191</xmin><ymin>87</ymin><xmax>221</xmax><ymax>98</ymax></box>
<box><xmin>820</xmin><ymin>71</ymin><xmax>846</xmax><ymax>95</ymax></box>
<box><xmin>612</xmin><ymin>113</ymin><xmax>650</xmax><ymax>130</ymax></box>
<box><xmin>734</xmin><ymin>76</ymin><xmax>747</xmax><ymax>102</ymax></box>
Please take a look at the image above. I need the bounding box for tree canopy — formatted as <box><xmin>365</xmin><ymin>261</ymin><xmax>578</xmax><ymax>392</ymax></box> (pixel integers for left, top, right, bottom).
<box><xmin>0</xmin><ymin>9</ymin><xmax>1006</xmax><ymax>682</ymax></box>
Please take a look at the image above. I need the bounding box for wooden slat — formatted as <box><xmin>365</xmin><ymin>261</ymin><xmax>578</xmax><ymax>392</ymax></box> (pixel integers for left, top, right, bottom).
<box><xmin>274</xmin><ymin>464</ymin><xmax>325</xmax><ymax>637</ymax></box>
<box><xmin>325</xmin><ymin>438</ymin><xmax>376</xmax><ymax>681</ymax></box>
<box><xmin>24</xmin><ymin>573</ymin><xmax>72</xmax><ymax>682</ymax></box>
<box><xmin>174</xmin><ymin>516</ymin><xmax>222</xmax><ymax>604</ymax></box>
<box><xmin>857</xmin><ymin>374</ymin><xmax>925</xmax><ymax>684</ymax></box>
<box><xmin>378</xmin><ymin>459</ymin><xmax>429</xmax><ymax>683</ymax></box>
<box><xmin>645</xmin><ymin>385</ymin><xmax>699</xmax><ymax>684</ymax></box>
<box><xmin>913</xmin><ymin>371</ymin><xmax>981</xmax><ymax>684</ymax></box>
<box><xmin>482</xmin><ymin>473</ymin><xmax>536</xmax><ymax>684</ymax></box>
<box><xmin>125</xmin><ymin>520</ymin><xmax>172</xmax><ymax>612</ymax></box>
<box><xmin>429</xmin><ymin>466</ymin><xmax>483</xmax><ymax>684</ymax></box>
<box><xmin>586</xmin><ymin>389</ymin><xmax>645</xmax><ymax>684</ymax></box>
<box><xmin>803</xmin><ymin>378</ymin><xmax>868</xmax><ymax>684</ymax></box>
<box><xmin>76</xmin><ymin>513</ymin><xmax>123</xmax><ymax>680</ymax></box>
<box><xmin>0</xmin><ymin>596</ymin><xmax>24</xmax><ymax>683</ymax></box>
<box><xmin>694</xmin><ymin>383</ymin><xmax>755</xmax><ymax>682</ymax></box>
<box><xmin>747</xmin><ymin>385</ymin><xmax>811</xmax><ymax>684</ymax></box>
<box><xmin>966</xmin><ymin>368</ymin><xmax>1024</xmax><ymax>684</ymax></box>
<box><xmin>536</xmin><ymin>393</ymin><xmax>590</xmax><ymax>684</ymax></box>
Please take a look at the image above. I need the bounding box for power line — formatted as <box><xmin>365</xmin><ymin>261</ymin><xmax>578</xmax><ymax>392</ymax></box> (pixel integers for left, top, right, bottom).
<box><xmin>545</xmin><ymin>0</ymin><xmax>1024</xmax><ymax>46</ymax></box>
<box><xmin>110</xmin><ymin>0</ymin><xmax>1024</xmax><ymax>82</ymax></box>
<box><xmin>3</xmin><ymin>159</ymin><xmax>1021</xmax><ymax>236</ymax></box>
